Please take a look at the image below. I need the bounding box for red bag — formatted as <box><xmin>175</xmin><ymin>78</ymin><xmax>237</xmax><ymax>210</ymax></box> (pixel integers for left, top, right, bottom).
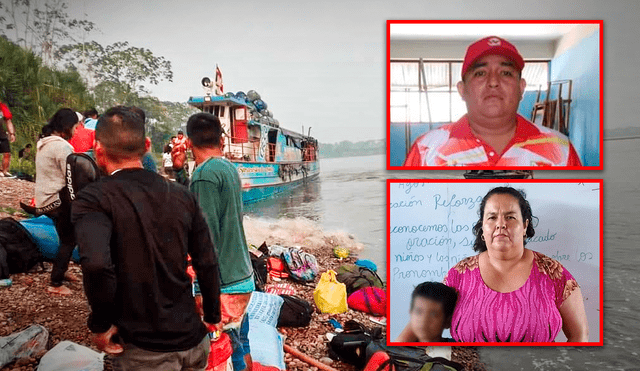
<box><xmin>347</xmin><ymin>287</ymin><xmax>386</xmax><ymax>316</ymax></box>
<box><xmin>363</xmin><ymin>351</ymin><xmax>391</xmax><ymax>371</ymax></box>
<box><xmin>264</xmin><ymin>282</ymin><xmax>297</xmax><ymax>296</ymax></box>
<box><xmin>206</xmin><ymin>332</ymin><xmax>233</xmax><ymax>371</ymax></box>
<box><xmin>267</xmin><ymin>256</ymin><xmax>289</xmax><ymax>279</ymax></box>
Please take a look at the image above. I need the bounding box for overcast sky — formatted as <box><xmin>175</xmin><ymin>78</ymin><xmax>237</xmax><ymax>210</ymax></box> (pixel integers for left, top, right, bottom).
<box><xmin>66</xmin><ymin>0</ymin><xmax>639</xmax><ymax>144</ymax></box>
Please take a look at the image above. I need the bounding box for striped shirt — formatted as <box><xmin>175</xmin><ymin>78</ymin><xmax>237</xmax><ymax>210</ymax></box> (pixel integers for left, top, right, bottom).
<box><xmin>404</xmin><ymin>115</ymin><xmax>582</xmax><ymax>167</ymax></box>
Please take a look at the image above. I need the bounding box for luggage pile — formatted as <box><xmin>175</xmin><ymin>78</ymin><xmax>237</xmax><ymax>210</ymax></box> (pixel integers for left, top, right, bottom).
<box><xmin>230</xmin><ymin>90</ymin><xmax>280</xmax><ymax>128</ymax></box>
<box><xmin>244</xmin><ymin>241</ymin><xmax>395</xmax><ymax>370</ymax></box>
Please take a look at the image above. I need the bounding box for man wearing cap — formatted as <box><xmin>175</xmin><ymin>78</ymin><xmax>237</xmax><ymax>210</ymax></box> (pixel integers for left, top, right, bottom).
<box><xmin>404</xmin><ymin>36</ymin><xmax>582</xmax><ymax>167</ymax></box>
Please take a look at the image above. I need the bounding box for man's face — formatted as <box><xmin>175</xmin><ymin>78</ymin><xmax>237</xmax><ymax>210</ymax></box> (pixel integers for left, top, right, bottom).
<box><xmin>409</xmin><ymin>297</ymin><xmax>448</xmax><ymax>342</ymax></box>
<box><xmin>457</xmin><ymin>54</ymin><xmax>526</xmax><ymax>123</ymax></box>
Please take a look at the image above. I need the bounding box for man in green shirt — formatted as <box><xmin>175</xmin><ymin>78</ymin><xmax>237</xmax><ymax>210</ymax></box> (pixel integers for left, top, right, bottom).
<box><xmin>173</xmin><ymin>112</ymin><xmax>254</xmax><ymax>371</ymax></box>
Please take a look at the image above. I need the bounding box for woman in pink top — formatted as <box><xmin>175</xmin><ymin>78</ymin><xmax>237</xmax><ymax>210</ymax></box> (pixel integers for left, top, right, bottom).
<box><xmin>444</xmin><ymin>186</ymin><xmax>588</xmax><ymax>342</ymax></box>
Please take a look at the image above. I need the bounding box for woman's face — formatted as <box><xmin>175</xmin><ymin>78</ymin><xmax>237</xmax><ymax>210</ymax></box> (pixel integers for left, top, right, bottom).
<box><xmin>482</xmin><ymin>193</ymin><xmax>529</xmax><ymax>254</ymax></box>
<box><xmin>60</xmin><ymin>122</ymin><xmax>80</xmax><ymax>140</ymax></box>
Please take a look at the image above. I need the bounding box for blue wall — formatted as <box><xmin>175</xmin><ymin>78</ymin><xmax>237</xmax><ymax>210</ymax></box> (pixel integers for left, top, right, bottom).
<box><xmin>390</xmin><ymin>122</ymin><xmax>447</xmax><ymax>166</ymax></box>
<box><xmin>518</xmin><ymin>91</ymin><xmax>540</xmax><ymax>120</ymax></box>
<box><xmin>549</xmin><ymin>31</ymin><xmax>600</xmax><ymax>166</ymax></box>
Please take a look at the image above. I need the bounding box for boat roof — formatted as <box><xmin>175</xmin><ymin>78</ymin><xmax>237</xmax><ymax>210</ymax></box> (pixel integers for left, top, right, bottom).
<box><xmin>188</xmin><ymin>95</ymin><xmax>317</xmax><ymax>143</ymax></box>
<box><xmin>188</xmin><ymin>95</ymin><xmax>249</xmax><ymax>107</ymax></box>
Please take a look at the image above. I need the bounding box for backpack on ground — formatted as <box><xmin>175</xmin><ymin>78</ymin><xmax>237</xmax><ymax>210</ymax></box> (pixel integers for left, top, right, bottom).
<box><xmin>348</xmin><ymin>286</ymin><xmax>387</xmax><ymax>316</ymax></box>
<box><xmin>250</xmin><ymin>249</ymin><xmax>268</xmax><ymax>291</ymax></box>
<box><xmin>277</xmin><ymin>295</ymin><xmax>313</xmax><ymax>327</ymax></box>
<box><xmin>336</xmin><ymin>264</ymin><xmax>384</xmax><ymax>296</ymax></box>
<box><xmin>364</xmin><ymin>341</ymin><xmax>463</xmax><ymax>371</ymax></box>
<box><xmin>266</xmin><ymin>256</ymin><xmax>289</xmax><ymax>279</ymax></box>
<box><xmin>0</xmin><ymin>217</ymin><xmax>43</xmax><ymax>279</ymax></box>
<box><xmin>281</xmin><ymin>248</ymin><xmax>318</xmax><ymax>283</ymax></box>
<box><xmin>328</xmin><ymin>320</ymin><xmax>383</xmax><ymax>368</ymax></box>
<box><xmin>355</xmin><ymin>258</ymin><xmax>378</xmax><ymax>272</ymax></box>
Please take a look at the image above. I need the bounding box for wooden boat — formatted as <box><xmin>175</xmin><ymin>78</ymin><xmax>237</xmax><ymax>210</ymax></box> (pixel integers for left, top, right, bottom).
<box><xmin>188</xmin><ymin>90</ymin><xmax>319</xmax><ymax>204</ymax></box>
<box><xmin>463</xmin><ymin>170</ymin><xmax>534</xmax><ymax>179</ymax></box>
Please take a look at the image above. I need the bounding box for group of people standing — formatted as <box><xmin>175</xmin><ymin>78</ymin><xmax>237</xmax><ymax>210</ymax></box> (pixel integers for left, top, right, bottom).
<box><xmin>162</xmin><ymin>129</ymin><xmax>189</xmax><ymax>179</ymax></box>
<box><xmin>29</xmin><ymin>105</ymin><xmax>254</xmax><ymax>370</ymax></box>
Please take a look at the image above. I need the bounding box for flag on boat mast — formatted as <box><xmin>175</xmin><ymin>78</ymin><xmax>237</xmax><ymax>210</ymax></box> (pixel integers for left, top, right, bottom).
<box><xmin>215</xmin><ymin>64</ymin><xmax>224</xmax><ymax>95</ymax></box>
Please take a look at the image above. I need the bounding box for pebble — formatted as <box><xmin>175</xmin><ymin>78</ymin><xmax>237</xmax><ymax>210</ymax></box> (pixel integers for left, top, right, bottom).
<box><xmin>319</xmin><ymin>357</ymin><xmax>334</xmax><ymax>365</ymax></box>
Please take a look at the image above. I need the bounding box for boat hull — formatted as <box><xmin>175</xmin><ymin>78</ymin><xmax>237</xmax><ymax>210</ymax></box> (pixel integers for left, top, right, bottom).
<box><xmin>233</xmin><ymin>160</ymin><xmax>320</xmax><ymax>204</ymax></box>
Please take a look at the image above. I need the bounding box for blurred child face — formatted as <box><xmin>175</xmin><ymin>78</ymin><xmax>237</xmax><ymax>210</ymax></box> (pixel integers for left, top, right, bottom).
<box><xmin>409</xmin><ymin>297</ymin><xmax>448</xmax><ymax>342</ymax></box>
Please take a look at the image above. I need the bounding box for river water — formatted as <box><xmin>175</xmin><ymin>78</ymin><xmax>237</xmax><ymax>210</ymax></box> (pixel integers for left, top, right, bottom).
<box><xmin>241</xmin><ymin>139</ymin><xmax>638</xmax><ymax>370</ymax></box>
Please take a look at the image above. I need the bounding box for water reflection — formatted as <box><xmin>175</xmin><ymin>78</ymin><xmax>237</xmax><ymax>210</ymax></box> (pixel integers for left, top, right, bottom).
<box><xmin>243</xmin><ymin>179</ymin><xmax>322</xmax><ymax>221</ymax></box>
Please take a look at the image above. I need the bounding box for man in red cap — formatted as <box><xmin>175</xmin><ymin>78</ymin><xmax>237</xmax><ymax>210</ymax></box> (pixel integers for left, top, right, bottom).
<box><xmin>404</xmin><ymin>36</ymin><xmax>582</xmax><ymax>167</ymax></box>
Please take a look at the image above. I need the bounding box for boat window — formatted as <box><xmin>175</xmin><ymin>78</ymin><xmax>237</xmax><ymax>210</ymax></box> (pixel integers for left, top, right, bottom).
<box><xmin>390</xmin><ymin>60</ymin><xmax>548</xmax><ymax>124</ymax></box>
<box><xmin>220</xmin><ymin>107</ymin><xmax>225</xmax><ymax>118</ymax></box>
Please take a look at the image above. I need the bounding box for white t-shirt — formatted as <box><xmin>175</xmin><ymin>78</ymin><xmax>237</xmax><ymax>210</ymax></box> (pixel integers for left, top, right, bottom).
<box><xmin>162</xmin><ymin>152</ymin><xmax>172</xmax><ymax>168</ymax></box>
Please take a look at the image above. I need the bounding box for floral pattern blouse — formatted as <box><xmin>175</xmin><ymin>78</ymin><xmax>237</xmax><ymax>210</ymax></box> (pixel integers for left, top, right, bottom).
<box><xmin>444</xmin><ymin>251</ymin><xmax>578</xmax><ymax>342</ymax></box>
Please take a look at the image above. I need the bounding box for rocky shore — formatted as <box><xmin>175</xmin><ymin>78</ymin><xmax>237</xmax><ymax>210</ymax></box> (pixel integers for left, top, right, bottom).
<box><xmin>0</xmin><ymin>178</ymin><xmax>484</xmax><ymax>371</ymax></box>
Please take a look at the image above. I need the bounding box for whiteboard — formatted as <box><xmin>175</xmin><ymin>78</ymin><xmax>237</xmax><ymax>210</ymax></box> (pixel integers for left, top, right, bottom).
<box><xmin>388</xmin><ymin>180</ymin><xmax>601</xmax><ymax>343</ymax></box>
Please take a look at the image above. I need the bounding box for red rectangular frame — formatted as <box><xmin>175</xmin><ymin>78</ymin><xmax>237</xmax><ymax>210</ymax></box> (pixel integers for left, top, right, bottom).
<box><xmin>386</xmin><ymin>20</ymin><xmax>604</xmax><ymax>171</ymax></box>
<box><xmin>385</xmin><ymin>178</ymin><xmax>604</xmax><ymax>346</ymax></box>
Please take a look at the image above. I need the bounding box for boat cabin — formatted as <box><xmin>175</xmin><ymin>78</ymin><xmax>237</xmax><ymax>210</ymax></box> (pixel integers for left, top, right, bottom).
<box><xmin>187</xmin><ymin>95</ymin><xmax>318</xmax><ymax>164</ymax></box>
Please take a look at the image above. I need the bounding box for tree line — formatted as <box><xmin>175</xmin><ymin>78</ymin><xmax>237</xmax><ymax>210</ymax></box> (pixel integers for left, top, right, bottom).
<box><xmin>319</xmin><ymin>139</ymin><xmax>385</xmax><ymax>158</ymax></box>
<box><xmin>0</xmin><ymin>0</ymin><xmax>194</xmax><ymax>176</ymax></box>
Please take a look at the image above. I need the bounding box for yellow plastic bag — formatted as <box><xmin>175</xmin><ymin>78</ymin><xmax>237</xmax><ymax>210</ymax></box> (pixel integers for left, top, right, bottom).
<box><xmin>313</xmin><ymin>270</ymin><xmax>348</xmax><ymax>314</ymax></box>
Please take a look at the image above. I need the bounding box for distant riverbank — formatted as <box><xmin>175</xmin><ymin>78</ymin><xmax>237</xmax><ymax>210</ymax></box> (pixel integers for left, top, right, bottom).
<box><xmin>319</xmin><ymin>139</ymin><xmax>384</xmax><ymax>159</ymax></box>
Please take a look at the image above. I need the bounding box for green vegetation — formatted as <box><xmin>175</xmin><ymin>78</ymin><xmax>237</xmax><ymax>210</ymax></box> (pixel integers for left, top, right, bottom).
<box><xmin>320</xmin><ymin>139</ymin><xmax>385</xmax><ymax>158</ymax></box>
<box><xmin>0</xmin><ymin>205</ymin><xmax>29</xmax><ymax>218</ymax></box>
<box><xmin>0</xmin><ymin>1</ymin><xmax>195</xmax><ymax>176</ymax></box>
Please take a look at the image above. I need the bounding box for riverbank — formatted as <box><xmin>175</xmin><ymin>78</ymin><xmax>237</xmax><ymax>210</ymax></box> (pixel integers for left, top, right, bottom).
<box><xmin>0</xmin><ymin>178</ymin><xmax>483</xmax><ymax>371</ymax></box>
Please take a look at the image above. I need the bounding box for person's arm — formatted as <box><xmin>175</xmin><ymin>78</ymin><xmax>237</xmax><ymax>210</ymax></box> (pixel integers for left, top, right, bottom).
<box><xmin>91</xmin><ymin>325</ymin><xmax>123</xmax><ymax>355</ymax></box>
<box><xmin>5</xmin><ymin>119</ymin><xmax>15</xmax><ymax>143</ymax></box>
<box><xmin>171</xmin><ymin>146</ymin><xmax>189</xmax><ymax>186</ymax></box>
<box><xmin>559</xmin><ymin>286</ymin><xmax>589</xmax><ymax>342</ymax></box>
<box><xmin>395</xmin><ymin>323</ymin><xmax>419</xmax><ymax>342</ymax></box>
<box><xmin>71</xmin><ymin>187</ymin><xmax>118</xmax><ymax>335</ymax></box>
<box><xmin>189</xmin><ymin>201</ymin><xmax>222</xmax><ymax>326</ymax></box>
